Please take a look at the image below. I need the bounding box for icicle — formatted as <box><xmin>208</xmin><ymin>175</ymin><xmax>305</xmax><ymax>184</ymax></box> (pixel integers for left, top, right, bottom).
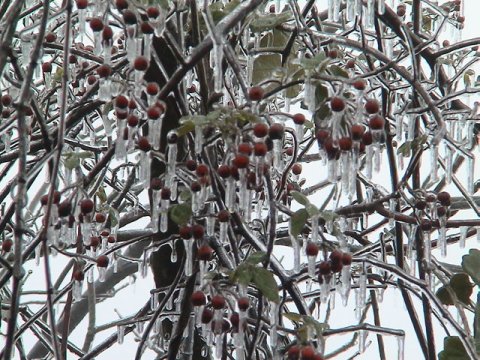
<box><xmin>328</xmin><ymin>158</ymin><xmax>337</xmax><ymax>183</ymax></box>
<box><xmin>365</xmin><ymin>0</ymin><xmax>375</xmax><ymax>28</ymax></box>
<box><xmin>151</xmin><ymin>292</ymin><xmax>159</xmax><ymax>310</ymax></box>
<box><xmin>304</xmin><ymin>70</ymin><xmax>315</xmax><ymax>112</ymax></box>
<box><xmin>328</xmin><ymin>0</ymin><xmax>334</xmax><ymax>21</ymax></box>
<box><xmin>477</xmin><ymin>228</ymin><xmax>480</xmax><ymax>243</ymax></box>
<box><xmin>117</xmin><ymin>325</ymin><xmax>125</xmax><ymax>344</ymax></box>
<box><xmin>389</xmin><ymin>198</ymin><xmax>396</xmax><ymax>228</ymax></box>
<box><xmin>143</xmin><ymin>33</ymin><xmax>153</xmax><ymax>60</ymax></box>
<box><xmin>184</xmin><ymin>239</ymin><xmax>193</xmax><ymax>276</ymax></box>
<box><xmin>98</xmin><ymin>266</ymin><xmax>107</xmax><ymax>282</ymax></box>
<box><xmin>378</xmin><ymin>0</ymin><xmax>386</xmax><ymax>14</ymax></box>
<box><xmin>115</xmin><ymin>120</ymin><xmax>127</xmax><ymax>159</ymax></box>
<box><xmin>199</xmin><ymin>260</ymin><xmax>207</xmax><ymax>287</ymax></box>
<box><xmin>73</xmin><ymin>280</ymin><xmax>83</xmax><ymax>301</ymax></box>
<box><xmin>423</xmin><ymin>228</ymin><xmax>432</xmax><ymax>267</ymax></box>
<box><xmin>166</xmin><ymin>142</ymin><xmax>177</xmax><ymax>187</ymax></box>
<box><xmin>272</xmin><ymin>139</ymin><xmax>283</xmax><ymax>173</ymax></box>
<box><xmin>358</xmin><ymin>330</ymin><xmax>367</xmax><ymax>353</ymax></box>
<box><xmin>333</xmin><ymin>0</ymin><xmax>341</xmax><ymax>22</ymax></box>
<box><xmin>311</xmin><ymin>214</ymin><xmax>319</xmax><ymax>244</ymax></box>
<box><xmin>347</xmin><ymin>0</ymin><xmax>356</xmax><ymax>21</ymax></box>
<box><xmin>269</xmin><ymin>301</ymin><xmax>279</xmax><ymax>349</ymax></box>
<box><xmin>160</xmin><ymin>197</ymin><xmax>169</xmax><ymax>233</ymax></box>
<box><xmin>195</xmin><ymin>125</ymin><xmax>204</xmax><ymax>155</ymax></box>
<box><xmin>139</xmin><ymin>151</ymin><xmax>151</xmax><ymax>187</ymax></box>
<box><xmin>340</xmin><ymin>265</ymin><xmax>351</xmax><ymax>306</ymax></box>
<box><xmin>397</xmin><ymin>335</ymin><xmax>405</xmax><ymax>360</ymax></box>
<box><xmin>320</xmin><ymin>275</ymin><xmax>331</xmax><ymax>303</ymax></box>
<box><xmin>365</xmin><ymin>146</ymin><xmax>373</xmax><ymax>179</ymax></box>
<box><xmin>207</xmin><ymin>207</ymin><xmax>215</xmax><ymax>236</ymax></box>
<box><xmin>356</xmin><ymin>271</ymin><xmax>367</xmax><ymax>320</ymax></box>
<box><xmin>341</xmin><ymin>152</ymin><xmax>350</xmax><ymax>193</ymax></box>
<box><xmin>126</xmin><ymin>27</ymin><xmax>137</xmax><ymax>63</ymax></box>
<box><xmin>225</xmin><ymin>176</ymin><xmax>235</xmax><ymax>212</ymax></box>
<box><xmin>430</xmin><ymin>143</ymin><xmax>439</xmax><ymax>183</ymax></box>
<box><xmin>460</xmin><ymin>226</ymin><xmax>468</xmax><ymax>248</ymax></box>
<box><xmin>467</xmin><ymin>156</ymin><xmax>475</xmax><ymax>194</ymax></box>
<box><xmin>170</xmin><ymin>240</ymin><xmax>177</xmax><ymax>263</ymax></box>
<box><xmin>445</xmin><ymin>143</ymin><xmax>453</xmax><ymax>184</ymax></box>
<box><xmin>308</xmin><ymin>253</ymin><xmax>316</xmax><ymax>278</ymax></box>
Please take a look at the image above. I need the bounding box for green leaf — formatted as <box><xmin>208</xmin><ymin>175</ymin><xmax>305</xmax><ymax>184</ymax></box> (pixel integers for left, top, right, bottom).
<box><xmin>96</xmin><ymin>186</ymin><xmax>107</xmax><ymax>204</ymax></box>
<box><xmin>250</xmin><ymin>11</ymin><xmax>293</xmax><ymax>32</ymax></box>
<box><xmin>300</xmin><ymin>52</ymin><xmax>327</xmax><ymax>71</ymax></box>
<box><xmin>177</xmin><ymin>120</ymin><xmax>195</xmax><ymax>136</ymax></box>
<box><xmin>285</xmin><ymin>65</ymin><xmax>304</xmax><ymax>99</ymax></box>
<box><xmin>283</xmin><ymin>312</ymin><xmax>303</xmax><ymax>322</ymax></box>
<box><xmin>436</xmin><ymin>286</ymin><xmax>454</xmax><ymax>306</ymax></box>
<box><xmin>251</xmin><ymin>267</ymin><xmax>279</xmax><ymax>303</ymax></box>
<box><xmin>230</xmin><ymin>263</ymin><xmax>253</xmax><ymax>285</ymax></box>
<box><xmin>314</xmin><ymin>103</ymin><xmax>331</xmax><ymax>123</ymax></box>
<box><xmin>108</xmin><ymin>208</ymin><xmax>118</xmax><ymax>228</ymax></box>
<box><xmin>319</xmin><ymin>210</ymin><xmax>337</xmax><ymax>223</ymax></box>
<box><xmin>328</xmin><ymin>64</ymin><xmax>349</xmax><ymax>78</ymax></box>
<box><xmin>315</xmin><ymin>84</ymin><xmax>329</xmax><ymax>105</ymax></box>
<box><xmin>474</xmin><ymin>292</ymin><xmax>480</xmax><ymax>352</ymax></box>
<box><xmin>397</xmin><ymin>141</ymin><xmax>411</xmax><ymax>157</ymax></box>
<box><xmin>63</xmin><ymin>155</ymin><xmax>80</xmax><ymax>170</ymax></box>
<box><xmin>259</xmin><ymin>29</ymin><xmax>289</xmax><ymax>50</ymax></box>
<box><xmin>450</xmin><ymin>273</ymin><xmax>473</xmax><ymax>304</ymax></box>
<box><xmin>252</xmin><ymin>54</ymin><xmax>281</xmax><ymax>84</ymax></box>
<box><xmin>245</xmin><ymin>251</ymin><xmax>267</xmax><ymax>265</ymax></box>
<box><xmin>290</xmin><ymin>208</ymin><xmax>309</xmax><ymax>237</ymax></box>
<box><xmin>290</xmin><ymin>191</ymin><xmax>309</xmax><ymax>206</ymax></box>
<box><xmin>306</xmin><ymin>203</ymin><xmax>319</xmax><ymax>217</ymax></box>
<box><xmin>169</xmin><ymin>203</ymin><xmax>192</xmax><ymax>226</ymax></box>
<box><xmin>462</xmin><ymin>249</ymin><xmax>480</xmax><ymax>285</ymax></box>
<box><xmin>438</xmin><ymin>336</ymin><xmax>470</xmax><ymax>360</ymax></box>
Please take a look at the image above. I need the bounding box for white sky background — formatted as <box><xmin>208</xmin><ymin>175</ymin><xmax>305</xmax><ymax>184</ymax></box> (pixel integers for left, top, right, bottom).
<box><xmin>11</xmin><ymin>0</ymin><xmax>480</xmax><ymax>359</ymax></box>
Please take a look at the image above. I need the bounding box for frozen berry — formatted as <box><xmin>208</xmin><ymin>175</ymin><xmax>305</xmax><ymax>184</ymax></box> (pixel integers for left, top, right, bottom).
<box><xmin>397</xmin><ymin>4</ymin><xmax>406</xmax><ymax>16</ymax></box>
<box><xmin>95</xmin><ymin>213</ymin><xmax>106</xmax><ymax>223</ymax></box>
<box><xmin>196</xmin><ymin>164</ymin><xmax>209</xmax><ymax>177</ymax></box>
<box><xmin>42</xmin><ymin>62</ymin><xmax>52</xmax><ymax>73</ymax></box>
<box><xmin>146</xmin><ymin>6</ymin><xmax>160</xmax><ymax>18</ymax></box>
<box><xmin>353</xmin><ymin>79</ymin><xmax>366</xmax><ymax>91</ymax></box>
<box><xmin>362</xmin><ymin>131</ymin><xmax>373</xmax><ymax>145</ymax></box>
<box><xmin>338</xmin><ymin>137</ymin><xmax>353</xmax><ymax>151</ymax></box>
<box><xmin>96</xmin><ymin>64</ymin><xmax>112</xmax><ymax>78</ymax></box>
<box><xmin>134</xmin><ymin>56</ymin><xmax>149</xmax><ymax>71</ymax></box>
<box><xmin>342</xmin><ymin>253</ymin><xmax>352</xmax><ymax>266</ymax></box>
<box><xmin>147</xmin><ymin>106</ymin><xmax>161</xmax><ymax>119</ymax></box>
<box><xmin>2</xmin><ymin>239</ymin><xmax>13</xmax><ymax>252</ymax></box>
<box><xmin>346</xmin><ymin>59</ymin><xmax>355</xmax><ymax>69</ymax></box>
<box><xmin>330</xmin><ymin>97</ymin><xmax>345</xmax><ymax>112</ymax></box>
<box><xmin>269</xmin><ymin>123</ymin><xmax>284</xmax><ymax>140</ymax></box>
<box><xmin>211</xmin><ymin>295</ymin><xmax>226</xmax><ymax>309</ymax></box>
<box><xmin>191</xmin><ymin>291</ymin><xmax>207</xmax><ymax>306</ymax></box>
<box><xmin>89</xmin><ymin>17</ymin><xmax>104</xmax><ymax>32</ymax></box>
<box><xmin>217</xmin><ymin>210</ymin><xmax>230</xmax><ymax>222</ymax></box>
<box><xmin>369</xmin><ymin>115</ymin><xmax>385</xmax><ymax>130</ymax></box>
<box><xmin>192</xmin><ymin>224</ymin><xmax>205</xmax><ymax>239</ymax></box>
<box><xmin>58</xmin><ymin>201</ymin><xmax>72</xmax><ymax>217</ymax></box>
<box><xmin>122</xmin><ymin>9</ymin><xmax>137</xmax><ymax>25</ymax></box>
<box><xmin>1</xmin><ymin>95</ymin><xmax>12</xmax><ymax>107</ymax></box>
<box><xmin>415</xmin><ymin>200</ymin><xmax>427</xmax><ymax>211</ymax></box>
<box><xmin>233</xmin><ymin>154</ymin><xmax>249</xmax><ymax>169</ymax></box>
<box><xmin>365</xmin><ymin>99</ymin><xmax>380</xmax><ymax>114</ymax></box>
<box><xmin>437</xmin><ymin>191</ymin><xmax>451</xmax><ymax>206</ymax></box>
<box><xmin>179</xmin><ymin>225</ymin><xmax>192</xmax><ymax>239</ymax></box>
<box><xmin>306</xmin><ymin>242</ymin><xmax>319</xmax><ymax>256</ymax></box>
<box><xmin>301</xmin><ymin>346</ymin><xmax>316</xmax><ymax>360</ymax></box>
<box><xmin>248</xmin><ymin>86</ymin><xmax>264</xmax><ymax>101</ymax></box>
<box><xmin>191</xmin><ymin>181</ymin><xmax>201</xmax><ymax>193</ymax></box>
<box><xmin>76</xmin><ymin>0</ymin><xmax>88</xmax><ymax>9</ymax></box>
<box><xmin>237</xmin><ymin>142</ymin><xmax>252</xmax><ymax>155</ymax></box>
<box><xmin>96</xmin><ymin>255</ymin><xmax>109</xmax><ymax>267</ymax></box>
<box><xmin>146</xmin><ymin>82</ymin><xmax>159</xmax><ymax>96</ymax></box>
<box><xmin>160</xmin><ymin>188</ymin><xmax>171</xmax><ymax>200</ymax></box>
<box><xmin>73</xmin><ymin>269</ymin><xmax>85</xmax><ymax>281</ymax></box>
<box><xmin>137</xmin><ymin>137</ymin><xmax>151</xmax><ymax>152</ymax></box>
<box><xmin>115</xmin><ymin>0</ymin><xmax>128</xmax><ymax>10</ymax></box>
<box><xmin>45</xmin><ymin>32</ymin><xmax>56</xmax><ymax>43</ymax></box>
<box><xmin>319</xmin><ymin>261</ymin><xmax>331</xmax><ymax>275</ymax></box>
<box><xmin>186</xmin><ymin>159</ymin><xmax>197</xmax><ymax>171</ymax></box>
<box><xmin>254</xmin><ymin>142</ymin><xmax>268</xmax><ymax>156</ymax></box>
<box><xmin>201</xmin><ymin>308</ymin><xmax>214</xmax><ymax>324</ymax></box>
<box><xmin>237</xmin><ymin>297</ymin><xmax>250</xmax><ymax>311</ymax></box>
<box><xmin>316</xmin><ymin>129</ymin><xmax>330</xmax><ymax>145</ymax></box>
<box><xmin>292</xmin><ymin>113</ymin><xmax>306</xmax><ymax>125</ymax></box>
<box><xmin>127</xmin><ymin>114</ymin><xmax>139</xmax><ymax>127</ymax></box>
<box><xmin>350</xmin><ymin>124</ymin><xmax>365</xmax><ymax>141</ymax></box>
<box><xmin>291</xmin><ymin>163</ymin><xmax>302</xmax><ymax>175</ymax></box>
<box><xmin>253</xmin><ymin>123</ymin><xmax>269</xmax><ymax>138</ymax></box>
<box><xmin>80</xmin><ymin>199</ymin><xmax>94</xmax><ymax>214</ymax></box>
<box><xmin>217</xmin><ymin>164</ymin><xmax>231</xmax><ymax>178</ymax></box>
<box><xmin>197</xmin><ymin>244</ymin><xmax>213</xmax><ymax>261</ymax></box>
<box><xmin>140</xmin><ymin>21</ymin><xmax>154</xmax><ymax>34</ymax></box>
<box><xmin>437</xmin><ymin>206</ymin><xmax>447</xmax><ymax>217</ymax></box>
<box><xmin>287</xmin><ymin>345</ymin><xmax>301</xmax><ymax>360</ymax></box>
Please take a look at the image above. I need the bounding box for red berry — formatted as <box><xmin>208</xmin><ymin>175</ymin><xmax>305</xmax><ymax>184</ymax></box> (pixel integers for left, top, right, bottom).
<box><xmin>102</xmin><ymin>26</ymin><xmax>113</xmax><ymax>41</ymax></box>
<box><xmin>342</xmin><ymin>253</ymin><xmax>352</xmax><ymax>266</ymax></box>
<box><xmin>269</xmin><ymin>123</ymin><xmax>284</xmax><ymax>140</ymax></box>
<box><xmin>196</xmin><ymin>164</ymin><xmax>209</xmax><ymax>177</ymax></box>
<box><xmin>292</xmin><ymin>113</ymin><xmax>306</xmax><ymax>125</ymax></box>
<box><xmin>96</xmin><ymin>64</ymin><xmax>112</xmax><ymax>78</ymax></box>
<box><xmin>96</xmin><ymin>255</ymin><xmax>109</xmax><ymax>268</ymax></box>
<box><xmin>437</xmin><ymin>206</ymin><xmax>447</xmax><ymax>217</ymax></box>
<box><xmin>134</xmin><ymin>56</ymin><xmax>149</xmax><ymax>71</ymax></box>
<box><xmin>192</xmin><ymin>224</ymin><xmax>205</xmax><ymax>239</ymax></box>
<box><xmin>95</xmin><ymin>213</ymin><xmax>106</xmax><ymax>223</ymax></box>
<box><xmin>2</xmin><ymin>239</ymin><xmax>13</xmax><ymax>252</ymax></box>
<box><xmin>191</xmin><ymin>291</ymin><xmax>207</xmax><ymax>306</ymax></box>
<box><xmin>254</xmin><ymin>142</ymin><xmax>268</xmax><ymax>157</ymax></box>
<box><xmin>350</xmin><ymin>124</ymin><xmax>365</xmax><ymax>141</ymax></box>
<box><xmin>329</xmin><ymin>250</ymin><xmax>343</xmax><ymax>264</ymax></box>
<box><xmin>217</xmin><ymin>164</ymin><xmax>231</xmax><ymax>178</ymax></box>
<box><xmin>90</xmin><ymin>236</ymin><xmax>100</xmax><ymax>248</ymax></box>
<box><xmin>306</xmin><ymin>242</ymin><xmax>319</xmax><ymax>256</ymax></box>
<box><xmin>179</xmin><ymin>226</ymin><xmax>192</xmax><ymax>239</ymax></box>
<box><xmin>319</xmin><ymin>261</ymin><xmax>331</xmax><ymax>275</ymax></box>
<box><xmin>316</xmin><ymin>129</ymin><xmax>330</xmax><ymax>145</ymax></box>
<box><xmin>115</xmin><ymin>0</ymin><xmax>128</xmax><ymax>10</ymax></box>
<box><xmin>362</xmin><ymin>131</ymin><xmax>373</xmax><ymax>145</ymax></box>
<box><xmin>248</xmin><ymin>86</ymin><xmax>264</xmax><ymax>101</ymax></box>
<box><xmin>73</xmin><ymin>269</ymin><xmax>85</xmax><ymax>281</ymax></box>
<box><xmin>330</xmin><ymin>97</ymin><xmax>345</xmax><ymax>112</ymax></box>
<box><xmin>197</xmin><ymin>244</ymin><xmax>213</xmax><ymax>261</ymax></box>
<box><xmin>89</xmin><ymin>17</ymin><xmax>104</xmax><ymax>32</ymax></box>
<box><xmin>161</xmin><ymin>188</ymin><xmax>171</xmax><ymax>200</ymax></box>
<box><xmin>230</xmin><ymin>312</ymin><xmax>240</xmax><ymax>329</ymax></box>
<box><xmin>1</xmin><ymin>95</ymin><xmax>12</xmax><ymax>107</ymax></box>
<box><xmin>437</xmin><ymin>191</ymin><xmax>451</xmax><ymax>206</ymax></box>
<box><xmin>217</xmin><ymin>210</ymin><xmax>230</xmax><ymax>222</ymax></box>
<box><xmin>338</xmin><ymin>137</ymin><xmax>353</xmax><ymax>151</ymax></box>
<box><xmin>42</xmin><ymin>62</ymin><xmax>52</xmax><ymax>73</ymax></box>
<box><xmin>186</xmin><ymin>160</ymin><xmax>197</xmax><ymax>171</ymax></box>
<box><xmin>237</xmin><ymin>297</ymin><xmax>250</xmax><ymax>311</ymax></box>
<box><xmin>87</xmin><ymin>75</ymin><xmax>97</xmax><ymax>85</ymax></box>
<box><xmin>426</xmin><ymin>193</ymin><xmax>437</xmax><ymax>203</ymax></box>
<box><xmin>58</xmin><ymin>201</ymin><xmax>72</xmax><ymax>217</ymax></box>
<box><xmin>45</xmin><ymin>32</ymin><xmax>56</xmax><ymax>43</ymax></box>
<box><xmin>140</xmin><ymin>21</ymin><xmax>154</xmax><ymax>34</ymax></box>
<box><xmin>415</xmin><ymin>200</ymin><xmax>427</xmax><ymax>211</ymax></box>
<box><xmin>291</xmin><ymin>163</ymin><xmax>302</xmax><ymax>175</ymax></box>
<box><xmin>201</xmin><ymin>308</ymin><xmax>214</xmax><ymax>323</ymax></box>
<box><xmin>147</xmin><ymin>106</ymin><xmax>161</xmax><ymax>120</ymax></box>
<box><xmin>122</xmin><ymin>9</ymin><xmax>137</xmax><ymax>25</ymax></box>
<box><xmin>288</xmin><ymin>345</ymin><xmax>301</xmax><ymax>360</ymax></box>
<box><xmin>353</xmin><ymin>79</ymin><xmax>366</xmax><ymax>91</ymax></box>
<box><xmin>253</xmin><ymin>123</ymin><xmax>269</xmax><ymax>138</ymax></box>
<box><xmin>80</xmin><ymin>199</ymin><xmax>94</xmax><ymax>214</ymax></box>
<box><xmin>76</xmin><ymin>0</ymin><xmax>88</xmax><ymax>9</ymax></box>
<box><xmin>346</xmin><ymin>59</ymin><xmax>355</xmax><ymax>69</ymax></box>
<box><xmin>397</xmin><ymin>4</ymin><xmax>406</xmax><ymax>16</ymax></box>
<box><xmin>137</xmin><ymin>136</ymin><xmax>151</xmax><ymax>152</ymax></box>
<box><xmin>285</xmin><ymin>147</ymin><xmax>294</xmax><ymax>156</ymax></box>
<box><xmin>127</xmin><ymin>114</ymin><xmax>139</xmax><ymax>127</ymax></box>
<box><xmin>211</xmin><ymin>295</ymin><xmax>226</xmax><ymax>309</ymax></box>
<box><xmin>301</xmin><ymin>346</ymin><xmax>316</xmax><ymax>360</ymax></box>
<box><xmin>369</xmin><ymin>115</ymin><xmax>385</xmax><ymax>130</ymax></box>
<box><xmin>146</xmin><ymin>82</ymin><xmax>159</xmax><ymax>96</ymax></box>
<box><xmin>191</xmin><ymin>181</ymin><xmax>201</xmax><ymax>192</ymax></box>
<box><xmin>365</xmin><ymin>99</ymin><xmax>380</xmax><ymax>114</ymax></box>
<box><xmin>233</xmin><ymin>154</ymin><xmax>249</xmax><ymax>169</ymax></box>
<box><xmin>146</xmin><ymin>6</ymin><xmax>160</xmax><ymax>18</ymax></box>
<box><xmin>328</xmin><ymin>49</ymin><xmax>338</xmax><ymax>59</ymax></box>
<box><xmin>237</xmin><ymin>142</ymin><xmax>252</xmax><ymax>155</ymax></box>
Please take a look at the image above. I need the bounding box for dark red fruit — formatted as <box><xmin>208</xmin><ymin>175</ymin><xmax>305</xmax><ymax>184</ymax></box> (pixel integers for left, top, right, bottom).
<box><xmin>426</xmin><ymin>193</ymin><xmax>437</xmax><ymax>203</ymax></box>
<box><xmin>45</xmin><ymin>32</ymin><xmax>56</xmax><ymax>43</ymax></box>
<box><xmin>95</xmin><ymin>213</ymin><xmax>106</xmax><ymax>223</ymax></box>
<box><xmin>237</xmin><ymin>142</ymin><xmax>252</xmax><ymax>155</ymax></box>
<box><xmin>437</xmin><ymin>191</ymin><xmax>451</xmax><ymax>206</ymax></box>
<box><xmin>127</xmin><ymin>114</ymin><xmax>139</xmax><ymax>127</ymax></box>
<box><xmin>179</xmin><ymin>226</ymin><xmax>192</xmax><ymax>239</ymax></box>
<box><xmin>161</xmin><ymin>188</ymin><xmax>171</xmax><ymax>200</ymax></box>
<box><xmin>147</xmin><ymin>106</ymin><xmax>161</xmax><ymax>119</ymax></box>
<box><xmin>122</xmin><ymin>9</ymin><xmax>137</xmax><ymax>25</ymax></box>
<box><xmin>115</xmin><ymin>0</ymin><xmax>128</xmax><ymax>10</ymax></box>
<box><xmin>87</xmin><ymin>75</ymin><xmax>97</xmax><ymax>85</ymax></box>
<box><xmin>397</xmin><ymin>4</ymin><xmax>406</xmax><ymax>16</ymax></box>
<box><xmin>342</xmin><ymin>253</ymin><xmax>352</xmax><ymax>266</ymax></box>
<box><xmin>237</xmin><ymin>297</ymin><xmax>250</xmax><ymax>311</ymax></box>
<box><xmin>316</xmin><ymin>129</ymin><xmax>330</xmax><ymax>145</ymax></box>
<box><xmin>133</xmin><ymin>56</ymin><xmax>149</xmax><ymax>71</ymax></box>
<box><xmin>217</xmin><ymin>165</ymin><xmax>231</xmax><ymax>178</ymax></box>
<box><xmin>196</xmin><ymin>164</ymin><xmax>209</xmax><ymax>177</ymax></box>
<box><xmin>233</xmin><ymin>154</ymin><xmax>249</xmax><ymax>169</ymax></box>
<box><xmin>287</xmin><ymin>345</ymin><xmax>301</xmax><ymax>360</ymax></box>
<box><xmin>369</xmin><ymin>115</ymin><xmax>385</xmax><ymax>130</ymax></box>
<box><xmin>346</xmin><ymin>59</ymin><xmax>355</xmax><ymax>69</ymax></box>
<box><xmin>2</xmin><ymin>239</ymin><xmax>13</xmax><ymax>252</ymax></box>
<box><xmin>80</xmin><ymin>199</ymin><xmax>94</xmax><ymax>214</ymax></box>
<box><xmin>301</xmin><ymin>346</ymin><xmax>316</xmax><ymax>360</ymax></box>
<box><xmin>89</xmin><ymin>18</ymin><xmax>104</xmax><ymax>32</ymax></box>
<box><xmin>186</xmin><ymin>159</ymin><xmax>197</xmax><ymax>171</ymax></box>
<box><xmin>96</xmin><ymin>255</ymin><xmax>109</xmax><ymax>267</ymax></box>
<box><xmin>146</xmin><ymin>82</ymin><xmax>159</xmax><ymax>96</ymax></box>
<box><xmin>254</xmin><ymin>142</ymin><xmax>268</xmax><ymax>156</ymax></box>
<box><xmin>191</xmin><ymin>181</ymin><xmax>201</xmax><ymax>193</ymax></box>
<box><xmin>351</xmin><ymin>124</ymin><xmax>365</xmax><ymax>141</ymax></box>
<box><xmin>415</xmin><ymin>200</ymin><xmax>427</xmax><ymax>211</ymax></box>
<box><xmin>197</xmin><ymin>244</ymin><xmax>213</xmax><ymax>261</ymax></box>
<box><xmin>319</xmin><ymin>261</ymin><xmax>331</xmax><ymax>275</ymax></box>
<box><xmin>330</xmin><ymin>97</ymin><xmax>345</xmax><ymax>112</ymax></box>
<box><xmin>338</xmin><ymin>137</ymin><xmax>353</xmax><ymax>151</ymax></box>
<box><xmin>146</xmin><ymin>6</ymin><xmax>160</xmax><ymax>18</ymax></box>
<box><xmin>90</xmin><ymin>236</ymin><xmax>100</xmax><ymax>248</ymax></box>
<box><xmin>362</xmin><ymin>131</ymin><xmax>373</xmax><ymax>146</ymax></box>
<box><xmin>269</xmin><ymin>123</ymin><xmax>284</xmax><ymax>140</ymax></box>
<box><xmin>285</xmin><ymin>147</ymin><xmax>294</xmax><ymax>156</ymax></box>
<box><xmin>192</xmin><ymin>224</ymin><xmax>205</xmax><ymax>239</ymax></box>
<box><xmin>306</xmin><ymin>242</ymin><xmax>319</xmax><ymax>256</ymax></box>
<box><xmin>248</xmin><ymin>86</ymin><xmax>264</xmax><ymax>101</ymax></box>
<box><xmin>437</xmin><ymin>206</ymin><xmax>447</xmax><ymax>217</ymax></box>
<box><xmin>253</xmin><ymin>123</ymin><xmax>269</xmax><ymax>138</ymax></box>
<box><xmin>291</xmin><ymin>163</ymin><xmax>302</xmax><ymax>175</ymax></box>
<box><xmin>365</xmin><ymin>99</ymin><xmax>380</xmax><ymax>114</ymax></box>
<box><xmin>292</xmin><ymin>113</ymin><xmax>306</xmax><ymax>125</ymax></box>
<box><xmin>137</xmin><ymin>137</ymin><xmax>151</xmax><ymax>152</ymax></box>
<box><xmin>211</xmin><ymin>295</ymin><xmax>226</xmax><ymax>309</ymax></box>
<box><xmin>58</xmin><ymin>201</ymin><xmax>72</xmax><ymax>217</ymax></box>
<box><xmin>1</xmin><ymin>95</ymin><xmax>12</xmax><ymax>107</ymax></box>
<box><xmin>329</xmin><ymin>250</ymin><xmax>343</xmax><ymax>264</ymax></box>
<box><xmin>217</xmin><ymin>210</ymin><xmax>230</xmax><ymax>222</ymax></box>
<box><xmin>76</xmin><ymin>0</ymin><xmax>88</xmax><ymax>9</ymax></box>
<box><xmin>96</xmin><ymin>64</ymin><xmax>112</xmax><ymax>78</ymax></box>
<box><xmin>353</xmin><ymin>79</ymin><xmax>366</xmax><ymax>91</ymax></box>
<box><xmin>73</xmin><ymin>269</ymin><xmax>85</xmax><ymax>281</ymax></box>
<box><xmin>191</xmin><ymin>291</ymin><xmax>207</xmax><ymax>306</ymax></box>
<box><xmin>201</xmin><ymin>308</ymin><xmax>214</xmax><ymax>323</ymax></box>
<box><xmin>140</xmin><ymin>22</ymin><xmax>154</xmax><ymax>34</ymax></box>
